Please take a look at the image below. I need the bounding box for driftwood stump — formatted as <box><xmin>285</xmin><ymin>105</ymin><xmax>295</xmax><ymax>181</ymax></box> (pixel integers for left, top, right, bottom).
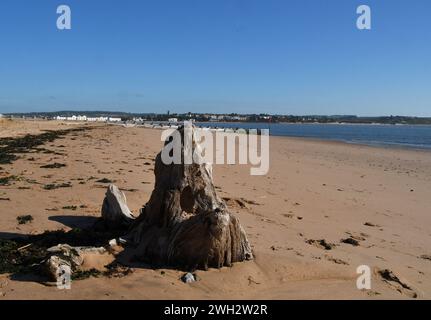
<box><xmin>124</xmin><ymin>125</ymin><xmax>253</xmax><ymax>270</ymax></box>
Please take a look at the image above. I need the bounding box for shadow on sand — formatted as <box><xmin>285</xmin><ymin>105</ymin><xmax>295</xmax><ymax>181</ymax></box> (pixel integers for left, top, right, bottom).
<box><xmin>0</xmin><ymin>215</ymin><xmax>164</xmax><ymax>284</ymax></box>
<box><xmin>48</xmin><ymin>215</ymin><xmax>99</xmax><ymax>229</ymax></box>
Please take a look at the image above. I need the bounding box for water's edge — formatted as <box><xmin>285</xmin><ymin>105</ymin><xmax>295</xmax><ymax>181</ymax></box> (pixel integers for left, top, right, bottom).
<box><xmin>195</xmin><ymin>122</ymin><xmax>431</xmax><ymax>152</ymax></box>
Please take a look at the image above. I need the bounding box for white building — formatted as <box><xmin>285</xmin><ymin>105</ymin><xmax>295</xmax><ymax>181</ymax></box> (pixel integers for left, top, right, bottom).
<box><xmin>53</xmin><ymin>115</ymin><xmax>125</xmax><ymax>122</ymax></box>
<box><xmin>168</xmin><ymin>118</ymin><xmax>178</xmax><ymax>123</ymax></box>
<box><xmin>56</xmin><ymin>115</ymin><xmax>111</xmax><ymax>122</ymax></box>
<box><xmin>87</xmin><ymin>117</ymin><xmax>107</xmax><ymax>122</ymax></box>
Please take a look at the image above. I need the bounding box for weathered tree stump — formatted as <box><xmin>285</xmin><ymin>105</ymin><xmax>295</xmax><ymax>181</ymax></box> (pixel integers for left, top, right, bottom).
<box><xmin>123</xmin><ymin>125</ymin><xmax>253</xmax><ymax>270</ymax></box>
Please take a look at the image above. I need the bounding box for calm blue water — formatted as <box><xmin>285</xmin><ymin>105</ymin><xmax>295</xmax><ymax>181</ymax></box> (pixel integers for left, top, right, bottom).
<box><xmin>195</xmin><ymin>122</ymin><xmax>431</xmax><ymax>150</ymax></box>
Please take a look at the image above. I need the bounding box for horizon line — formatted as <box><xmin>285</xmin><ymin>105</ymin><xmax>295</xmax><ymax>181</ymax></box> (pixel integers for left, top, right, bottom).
<box><xmin>2</xmin><ymin>110</ymin><xmax>431</xmax><ymax>119</ymax></box>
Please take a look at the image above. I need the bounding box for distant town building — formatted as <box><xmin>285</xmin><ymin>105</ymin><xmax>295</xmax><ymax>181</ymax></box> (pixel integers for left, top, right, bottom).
<box><xmin>55</xmin><ymin>115</ymin><xmax>122</xmax><ymax>122</ymax></box>
<box><xmin>133</xmin><ymin>117</ymin><xmax>146</xmax><ymax>122</ymax></box>
<box><xmin>168</xmin><ymin>118</ymin><xmax>178</xmax><ymax>123</ymax></box>
<box><xmin>87</xmin><ymin>117</ymin><xmax>108</xmax><ymax>122</ymax></box>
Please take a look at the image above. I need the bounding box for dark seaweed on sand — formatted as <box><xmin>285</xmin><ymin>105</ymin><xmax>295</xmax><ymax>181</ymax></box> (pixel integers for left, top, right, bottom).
<box><xmin>0</xmin><ymin>175</ymin><xmax>18</xmax><ymax>186</ymax></box>
<box><xmin>0</xmin><ymin>127</ymin><xmax>90</xmax><ymax>164</ymax></box>
<box><xmin>0</xmin><ymin>239</ymin><xmax>48</xmax><ymax>274</ymax></box>
<box><xmin>17</xmin><ymin>215</ymin><xmax>34</xmax><ymax>225</ymax></box>
<box><xmin>72</xmin><ymin>268</ymin><xmax>103</xmax><ymax>280</ymax></box>
<box><xmin>43</xmin><ymin>182</ymin><xmax>72</xmax><ymax>190</ymax></box>
<box><xmin>0</xmin><ymin>226</ymin><xmax>124</xmax><ymax>276</ymax></box>
<box><xmin>62</xmin><ymin>205</ymin><xmax>77</xmax><ymax>211</ymax></box>
<box><xmin>96</xmin><ymin>178</ymin><xmax>113</xmax><ymax>184</ymax></box>
<box><xmin>40</xmin><ymin>163</ymin><xmax>67</xmax><ymax>169</ymax></box>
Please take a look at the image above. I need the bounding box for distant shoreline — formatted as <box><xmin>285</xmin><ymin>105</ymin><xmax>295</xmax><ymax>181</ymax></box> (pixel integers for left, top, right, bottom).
<box><xmin>194</xmin><ymin>121</ymin><xmax>431</xmax><ymax>152</ymax></box>
<box><xmin>271</xmin><ymin>134</ymin><xmax>431</xmax><ymax>153</ymax></box>
<box><xmin>199</xmin><ymin>121</ymin><xmax>431</xmax><ymax>126</ymax></box>
<box><xmin>4</xmin><ymin>118</ymin><xmax>431</xmax><ymax>152</ymax></box>
<box><xmin>3</xmin><ymin>111</ymin><xmax>431</xmax><ymax>126</ymax></box>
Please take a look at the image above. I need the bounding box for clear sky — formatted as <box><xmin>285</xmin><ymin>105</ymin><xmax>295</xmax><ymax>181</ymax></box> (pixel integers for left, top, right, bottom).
<box><xmin>0</xmin><ymin>0</ymin><xmax>430</xmax><ymax>116</ymax></box>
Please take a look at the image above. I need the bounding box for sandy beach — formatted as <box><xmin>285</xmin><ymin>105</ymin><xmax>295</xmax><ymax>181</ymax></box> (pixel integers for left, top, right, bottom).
<box><xmin>0</xmin><ymin>119</ymin><xmax>430</xmax><ymax>300</ymax></box>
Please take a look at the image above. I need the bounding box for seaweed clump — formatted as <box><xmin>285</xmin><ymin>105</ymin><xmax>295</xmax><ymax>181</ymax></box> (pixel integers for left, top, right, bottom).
<box><xmin>17</xmin><ymin>215</ymin><xmax>34</xmax><ymax>225</ymax></box>
<box><xmin>43</xmin><ymin>182</ymin><xmax>72</xmax><ymax>190</ymax></box>
<box><xmin>0</xmin><ymin>226</ymin><xmax>124</xmax><ymax>278</ymax></box>
<box><xmin>0</xmin><ymin>175</ymin><xmax>18</xmax><ymax>186</ymax></box>
<box><xmin>0</xmin><ymin>127</ymin><xmax>91</xmax><ymax>165</ymax></box>
<box><xmin>0</xmin><ymin>239</ymin><xmax>47</xmax><ymax>274</ymax></box>
<box><xmin>40</xmin><ymin>163</ymin><xmax>67</xmax><ymax>169</ymax></box>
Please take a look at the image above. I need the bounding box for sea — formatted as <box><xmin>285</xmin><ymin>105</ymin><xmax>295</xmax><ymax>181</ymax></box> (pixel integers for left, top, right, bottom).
<box><xmin>195</xmin><ymin>122</ymin><xmax>431</xmax><ymax>151</ymax></box>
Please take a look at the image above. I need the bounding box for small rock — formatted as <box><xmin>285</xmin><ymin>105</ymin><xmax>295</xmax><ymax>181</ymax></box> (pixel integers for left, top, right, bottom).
<box><xmin>181</xmin><ymin>272</ymin><xmax>196</xmax><ymax>283</ymax></box>
<box><xmin>109</xmin><ymin>239</ymin><xmax>118</xmax><ymax>247</ymax></box>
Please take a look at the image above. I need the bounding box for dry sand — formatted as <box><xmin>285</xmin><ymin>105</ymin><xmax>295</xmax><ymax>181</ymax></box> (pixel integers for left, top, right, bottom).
<box><xmin>0</xmin><ymin>120</ymin><xmax>430</xmax><ymax>299</ymax></box>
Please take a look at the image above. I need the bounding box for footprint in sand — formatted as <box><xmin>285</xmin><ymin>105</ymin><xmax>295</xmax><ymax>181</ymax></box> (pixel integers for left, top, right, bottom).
<box><xmin>222</xmin><ymin>197</ymin><xmax>247</xmax><ymax>209</ymax></box>
<box><xmin>324</xmin><ymin>255</ymin><xmax>349</xmax><ymax>265</ymax></box>
<box><xmin>364</xmin><ymin>222</ymin><xmax>381</xmax><ymax>228</ymax></box>
<box><xmin>283</xmin><ymin>213</ymin><xmax>295</xmax><ymax>219</ymax></box>
<box><xmin>419</xmin><ymin>254</ymin><xmax>431</xmax><ymax>261</ymax></box>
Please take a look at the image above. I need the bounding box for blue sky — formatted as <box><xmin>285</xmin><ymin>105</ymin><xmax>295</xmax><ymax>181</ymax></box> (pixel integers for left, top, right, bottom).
<box><xmin>0</xmin><ymin>0</ymin><xmax>430</xmax><ymax>116</ymax></box>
